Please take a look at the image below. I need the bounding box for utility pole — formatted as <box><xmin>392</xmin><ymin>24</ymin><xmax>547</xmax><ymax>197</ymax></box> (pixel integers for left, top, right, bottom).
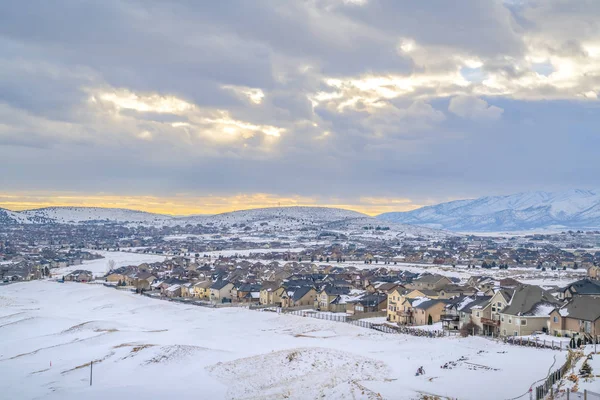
<box><xmin>90</xmin><ymin>360</ymin><xmax>93</xmax><ymax>386</ymax></box>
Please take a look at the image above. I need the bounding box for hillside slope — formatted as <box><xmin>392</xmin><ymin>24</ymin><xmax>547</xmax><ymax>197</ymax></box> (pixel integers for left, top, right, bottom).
<box><xmin>377</xmin><ymin>189</ymin><xmax>600</xmax><ymax>232</ymax></box>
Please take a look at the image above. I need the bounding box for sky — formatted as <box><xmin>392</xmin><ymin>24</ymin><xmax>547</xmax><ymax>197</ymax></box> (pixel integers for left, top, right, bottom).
<box><xmin>1</xmin><ymin>0</ymin><xmax>600</xmax><ymax>216</ymax></box>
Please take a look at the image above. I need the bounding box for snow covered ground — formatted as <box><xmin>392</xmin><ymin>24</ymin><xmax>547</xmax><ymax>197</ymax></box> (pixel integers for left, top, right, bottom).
<box><xmin>53</xmin><ymin>250</ymin><xmax>166</xmax><ymax>278</ymax></box>
<box><xmin>0</xmin><ymin>281</ymin><xmax>568</xmax><ymax>400</ymax></box>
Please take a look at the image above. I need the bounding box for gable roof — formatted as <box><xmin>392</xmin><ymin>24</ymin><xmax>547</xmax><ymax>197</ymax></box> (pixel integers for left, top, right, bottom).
<box><xmin>413</xmin><ymin>298</ymin><xmax>446</xmax><ymax>310</ymax></box>
<box><xmin>502</xmin><ymin>284</ymin><xmax>560</xmax><ymax>316</ymax></box>
<box><xmin>564</xmin><ymin>279</ymin><xmax>600</xmax><ymax>295</ymax></box>
<box><xmin>289</xmin><ymin>286</ymin><xmax>315</xmax><ymax>302</ymax></box>
<box><xmin>210</xmin><ymin>280</ymin><xmax>231</xmax><ymax>290</ymax></box>
<box><xmin>555</xmin><ymin>295</ymin><xmax>600</xmax><ymax>322</ymax></box>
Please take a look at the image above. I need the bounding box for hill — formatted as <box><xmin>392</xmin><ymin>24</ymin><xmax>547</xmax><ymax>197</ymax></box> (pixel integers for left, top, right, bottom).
<box><xmin>377</xmin><ymin>189</ymin><xmax>600</xmax><ymax>232</ymax></box>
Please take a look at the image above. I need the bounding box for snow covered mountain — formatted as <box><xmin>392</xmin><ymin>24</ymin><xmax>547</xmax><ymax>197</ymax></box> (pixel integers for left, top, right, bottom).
<box><xmin>0</xmin><ymin>205</ymin><xmax>453</xmax><ymax>237</ymax></box>
<box><xmin>0</xmin><ymin>206</ymin><xmax>365</xmax><ymax>228</ymax></box>
<box><xmin>377</xmin><ymin>189</ymin><xmax>600</xmax><ymax>232</ymax></box>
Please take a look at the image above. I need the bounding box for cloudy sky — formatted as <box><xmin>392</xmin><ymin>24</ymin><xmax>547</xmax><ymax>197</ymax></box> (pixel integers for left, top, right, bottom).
<box><xmin>1</xmin><ymin>0</ymin><xmax>599</xmax><ymax>215</ymax></box>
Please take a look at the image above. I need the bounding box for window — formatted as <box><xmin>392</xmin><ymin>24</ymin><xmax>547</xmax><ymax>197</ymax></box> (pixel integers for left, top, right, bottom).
<box><xmin>492</xmin><ymin>307</ymin><xmax>496</xmax><ymax>312</ymax></box>
<box><xmin>521</xmin><ymin>320</ymin><xmax>527</xmax><ymax>326</ymax></box>
<box><xmin>476</xmin><ymin>311</ymin><xmax>480</xmax><ymax>317</ymax></box>
<box><xmin>514</xmin><ymin>331</ymin><xmax>518</xmax><ymax>336</ymax></box>
<box><xmin>508</xmin><ymin>318</ymin><xmax>512</xmax><ymax>324</ymax></box>
<box><xmin>497</xmin><ymin>302</ymin><xmax>502</xmax><ymax>307</ymax></box>
<box><xmin>553</xmin><ymin>316</ymin><xmax>558</xmax><ymax>323</ymax></box>
<box><xmin>501</xmin><ymin>316</ymin><xmax>505</xmax><ymax>322</ymax></box>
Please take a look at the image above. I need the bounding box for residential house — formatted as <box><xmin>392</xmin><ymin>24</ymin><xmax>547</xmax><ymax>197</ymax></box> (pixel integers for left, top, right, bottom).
<box><xmin>588</xmin><ymin>265</ymin><xmax>599</xmax><ymax>280</ymax></box>
<box><xmin>478</xmin><ymin>289</ymin><xmax>514</xmax><ymax>336</ymax></box>
<box><xmin>281</xmin><ymin>287</ymin><xmax>317</xmax><ymax>308</ymax></box>
<box><xmin>64</xmin><ymin>270</ymin><xmax>93</xmax><ymax>282</ymax></box>
<box><xmin>406</xmin><ymin>274</ymin><xmax>452</xmax><ymax>291</ymax></box>
<box><xmin>193</xmin><ymin>280</ymin><xmax>212</xmax><ymax>299</ymax></box>
<box><xmin>548</xmin><ymin>295</ymin><xmax>600</xmax><ymax>342</ymax></box>
<box><xmin>347</xmin><ymin>293</ymin><xmax>387</xmax><ymax>315</ymax></box>
<box><xmin>559</xmin><ymin>278</ymin><xmax>600</xmax><ymax>300</ymax></box>
<box><xmin>412</xmin><ymin>298</ymin><xmax>447</xmax><ymax>326</ymax></box>
<box><xmin>499</xmin><ymin>285</ymin><xmax>561</xmax><ymax>337</ymax></box>
<box><xmin>457</xmin><ymin>296</ymin><xmax>492</xmax><ymax>332</ymax></box>
<box><xmin>259</xmin><ymin>282</ymin><xmax>286</xmax><ymax>306</ymax></box>
<box><xmin>210</xmin><ymin>280</ymin><xmax>235</xmax><ymax>303</ymax></box>
<box><xmin>316</xmin><ymin>286</ymin><xmax>350</xmax><ymax>312</ymax></box>
<box><xmin>438</xmin><ymin>285</ymin><xmax>477</xmax><ymax>299</ymax></box>
<box><xmin>165</xmin><ymin>284</ymin><xmax>182</xmax><ymax>298</ymax></box>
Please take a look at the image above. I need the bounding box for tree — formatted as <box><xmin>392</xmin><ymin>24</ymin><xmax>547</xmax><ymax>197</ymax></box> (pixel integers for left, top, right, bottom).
<box><xmin>107</xmin><ymin>259</ymin><xmax>116</xmax><ymax>274</ymax></box>
<box><xmin>460</xmin><ymin>320</ymin><xmax>480</xmax><ymax>337</ymax></box>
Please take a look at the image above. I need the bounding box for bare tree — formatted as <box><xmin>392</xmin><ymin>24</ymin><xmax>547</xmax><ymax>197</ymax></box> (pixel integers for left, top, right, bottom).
<box><xmin>106</xmin><ymin>259</ymin><xmax>116</xmax><ymax>274</ymax></box>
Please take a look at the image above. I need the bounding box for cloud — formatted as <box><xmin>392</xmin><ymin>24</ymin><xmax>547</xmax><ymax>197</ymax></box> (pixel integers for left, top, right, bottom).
<box><xmin>448</xmin><ymin>95</ymin><xmax>504</xmax><ymax>120</ymax></box>
<box><xmin>0</xmin><ymin>0</ymin><xmax>599</xmax><ymax>211</ymax></box>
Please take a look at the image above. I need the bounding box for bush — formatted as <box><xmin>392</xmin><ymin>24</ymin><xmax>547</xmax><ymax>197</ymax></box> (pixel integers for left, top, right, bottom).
<box><xmin>460</xmin><ymin>320</ymin><xmax>480</xmax><ymax>337</ymax></box>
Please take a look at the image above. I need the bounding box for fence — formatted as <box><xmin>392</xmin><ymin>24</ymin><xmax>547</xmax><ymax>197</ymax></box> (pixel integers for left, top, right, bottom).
<box><xmin>504</xmin><ymin>336</ymin><xmax>567</xmax><ymax>351</ymax></box>
<box><xmin>284</xmin><ymin>310</ymin><xmax>447</xmax><ymax>337</ymax></box>
<box><xmin>534</xmin><ymin>364</ymin><xmax>565</xmax><ymax>400</ymax></box>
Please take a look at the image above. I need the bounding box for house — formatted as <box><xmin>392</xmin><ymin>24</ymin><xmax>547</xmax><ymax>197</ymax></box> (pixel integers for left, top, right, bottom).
<box><xmin>559</xmin><ymin>278</ymin><xmax>600</xmax><ymax>300</ymax></box>
<box><xmin>406</xmin><ymin>274</ymin><xmax>452</xmax><ymax>291</ymax></box>
<box><xmin>412</xmin><ymin>298</ymin><xmax>447</xmax><ymax>326</ymax></box>
<box><xmin>235</xmin><ymin>283</ymin><xmax>262</xmax><ymax>303</ymax></box>
<box><xmin>386</xmin><ymin>287</ymin><xmax>412</xmax><ymax>323</ymax></box>
<box><xmin>259</xmin><ymin>282</ymin><xmax>286</xmax><ymax>306</ymax></box>
<box><xmin>165</xmin><ymin>284</ymin><xmax>182</xmax><ymax>298</ymax></box>
<box><xmin>588</xmin><ymin>265</ymin><xmax>600</xmax><ymax>280</ymax></box>
<box><xmin>193</xmin><ymin>280</ymin><xmax>212</xmax><ymax>299</ymax></box>
<box><xmin>180</xmin><ymin>282</ymin><xmax>194</xmax><ymax>297</ymax></box>
<box><xmin>64</xmin><ymin>270</ymin><xmax>93</xmax><ymax>282</ymax></box>
<box><xmin>316</xmin><ymin>286</ymin><xmax>350</xmax><ymax>312</ymax></box>
<box><xmin>499</xmin><ymin>285</ymin><xmax>561</xmax><ymax>337</ymax></box>
<box><xmin>406</xmin><ymin>288</ymin><xmax>440</xmax><ymax>299</ymax></box>
<box><xmin>477</xmin><ymin>289</ymin><xmax>514</xmax><ymax>336</ymax></box>
<box><xmin>438</xmin><ymin>285</ymin><xmax>477</xmax><ymax>299</ymax></box>
<box><xmin>281</xmin><ymin>287</ymin><xmax>317</xmax><ymax>308</ymax></box>
<box><xmin>131</xmin><ymin>271</ymin><xmax>156</xmax><ymax>291</ymax></box>
<box><xmin>548</xmin><ymin>295</ymin><xmax>600</xmax><ymax>342</ymax></box>
<box><xmin>209</xmin><ymin>280</ymin><xmax>235</xmax><ymax>302</ymax></box>
<box><xmin>347</xmin><ymin>293</ymin><xmax>387</xmax><ymax>314</ymax></box>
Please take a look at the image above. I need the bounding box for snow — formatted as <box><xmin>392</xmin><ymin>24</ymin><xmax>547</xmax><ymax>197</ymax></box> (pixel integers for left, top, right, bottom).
<box><xmin>0</xmin><ymin>281</ymin><xmax>568</xmax><ymax>400</ymax></box>
<box><xmin>53</xmin><ymin>250</ymin><xmax>166</xmax><ymax>278</ymax></box>
<box><xmin>531</xmin><ymin>303</ymin><xmax>557</xmax><ymax>317</ymax></box>
<box><xmin>378</xmin><ymin>189</ymin><xmax>600</xmax><ymax>231</ymax></box>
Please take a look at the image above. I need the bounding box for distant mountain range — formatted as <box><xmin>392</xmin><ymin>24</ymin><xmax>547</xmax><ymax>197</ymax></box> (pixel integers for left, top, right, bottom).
<box><xmin>377</xmin><ymin>189</ymin><xmax>600</xmax><ymax>232</ymax></box>
<box><xmin>9</xmin><ymin>189</ymin><xmax>598</xmax><ymax>233</ymax></box>
<box><xmin>0</xmin><ymin>205</ymin><xmax>452</xmax><ymax>238</ymax></box>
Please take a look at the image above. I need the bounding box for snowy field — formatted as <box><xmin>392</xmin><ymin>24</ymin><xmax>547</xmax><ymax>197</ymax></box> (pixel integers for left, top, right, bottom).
<box><xmin>0</xmin><ymin>281</ymin><xmax>568</xmax><ymax>400</ymax></box>
<box><xmin>53</xmin><ymin>251</ymin><xmax>166</xmax><ymax>278</ymax></box>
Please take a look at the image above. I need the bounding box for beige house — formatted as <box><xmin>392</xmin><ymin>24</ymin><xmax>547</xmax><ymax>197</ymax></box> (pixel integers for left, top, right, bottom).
<box><xmin>588</xmin><ymin>265</ymin><xmax>600</xmax><ymax>280</ymax></box>
<box><xmin>406</xmin><ymin>274</ymin><xmax>452</xmax><ymax>291</ymax></box>
<box><xmin>260</xmin><ymin>283</ymin><xmax>286</xmax><ymax>306</ymax></box>
<box><xmin>316</xmin><ymin>287</ymin><xmax>350</xmax><ymax>312</ymax></box>
<box><xmin>476</xmin><ymin>289</ymin><xmax>513</xmax><ymax>335</ymax></box>
<box><xmin>387</xmin><ymin>287</ymin><xmax>408</xmax><ymax>323</ymax></box>
<box><xmin>280</xmin><ymin>287</ymin><xmax>317</xmax><ymax>308</ymax></box>
<box><xmin>548</xmin><ymin>295</ymin><xmax>600</xmax><ymax>341</ymax></box>
<box><xmin>209</xmin><ymin>280</ymin><xmax>235</xmax><ymax>302</ymax></box>
<box><xmin>438</xmin><ymin>285</ymin><xmax>477</xmax><ymax>299</ymax></box>
<box><xmin>412</xmin><ymin>299</ymin><xmax>447</xmax><ymax>326</ymax></box>
<box><xmin>499</xmin><ymin>285</ymin><xmax>560</xmax><ymax>337</ymax></box>
<box><xmin>193</xmin><ymin>280</ymin><xmax>212</xmax><ymax>299</ymax></box>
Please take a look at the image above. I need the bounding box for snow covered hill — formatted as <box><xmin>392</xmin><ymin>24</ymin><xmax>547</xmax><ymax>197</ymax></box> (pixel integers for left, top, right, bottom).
<box><xmin>321</xmin><ymin>217</ymin><xmax>454</xmax><ymax>239</ymax></box>
<box><xmin>0</xmin><ymin>206</ymin><xmax>366</xmax><ymax>229</ymax></box>
<box><xmin>0</xmin><ymin>206</ymin><xmax>174</xmax><ymax>225</ymax></box>
<box><xmin>377</xmin><ymin>189</ymin><xmax>600</xmax><ymax>232</ymax></box>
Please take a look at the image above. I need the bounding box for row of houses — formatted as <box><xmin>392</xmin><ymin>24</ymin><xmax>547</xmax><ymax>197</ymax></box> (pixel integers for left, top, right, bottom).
<box><xmin>386</xmin><ymin>275</ymin><xmax>600</xmax><ymax>341</ymax></box>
